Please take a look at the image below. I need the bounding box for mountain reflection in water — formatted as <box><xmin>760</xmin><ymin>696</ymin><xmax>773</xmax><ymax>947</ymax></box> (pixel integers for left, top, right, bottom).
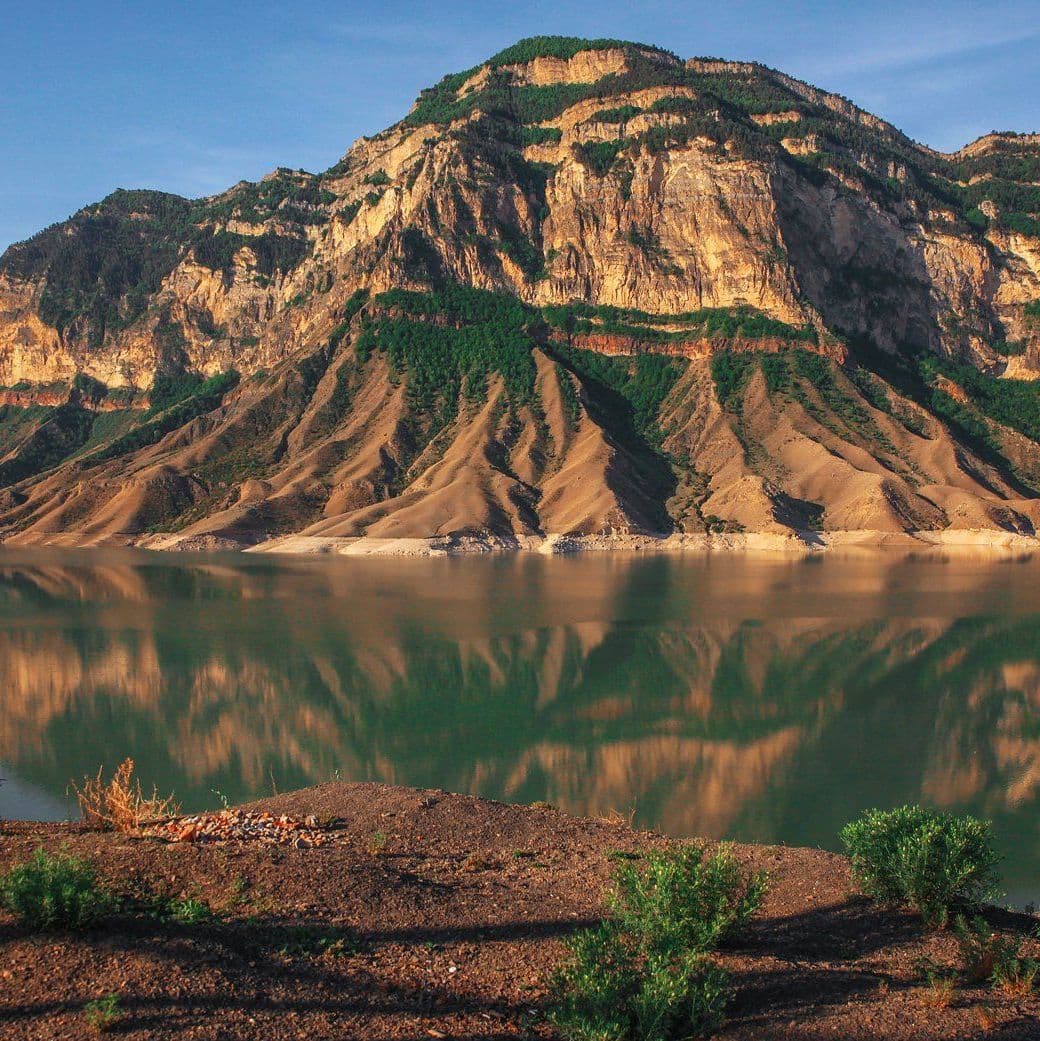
<box><xmin>1</xmin><ymin>547</ymin><xmax>1038</xmax><ymax>902</ymax></box>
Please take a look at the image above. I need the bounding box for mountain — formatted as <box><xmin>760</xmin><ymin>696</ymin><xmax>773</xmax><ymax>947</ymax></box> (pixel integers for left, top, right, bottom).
<box><xmin>2</xmin><ymin>35</ymin><xmax>1040</xmax><ymax>549</ymax></box>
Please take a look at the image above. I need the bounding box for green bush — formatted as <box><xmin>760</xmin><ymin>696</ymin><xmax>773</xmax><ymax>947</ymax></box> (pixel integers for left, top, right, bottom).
<box><xmin>841</xmin><ymin>805</ymin><xmax>1001</xmax><ymax>927</ymax></box>
<box><xmin>517</xmin><ymin>125</ymin><xmax>563</xmax><ymax>146</ymax></box>
<box><xmin>275</xmin><ymin>923</ymin><xmax>358</xmax><ymax>959</ymax></box>
<box><xmin>367</xmin><ymin>285</ymin><xmax>537</xmax><ymax>419</ymax></box>
<box><xmin>339</xmin><ymin>200</ymin><xmax>361</xmax><ymax>224</ymax></box>
<box><xmin>403</xmin><ymin>39</ymin><xmax>680</xmax><ymax>129</ymax></box>
<box><xmin>1004</xmin><ymin>212</ymin><xmax>1040</xmax><ymax>238</ymax></box>
<box><xmin>609</xmin><ymin>844</ymin><xmax>767</xmax><ymax>955</ymax></box>
<box><xmin>0</xmin><ymin>402</ymin><xmax>95</xmax><ymax>487</ymax></box>
<box><xmin>548</xmin><ymin>844</ymin><xmax>764</xmax><ymax>1040</ymax></box>
<box><xmin>992</xmin><ymin>339</ymin><xmax>1026</xmax><ymax>357</ymax></box>
<box><xmin>90</xmin><ymin>370</ymin><xmax>239</xmax><ymax>463</ymax></box>
<box><xmin>709</xmin><ymin>350</ymin><xmax>757</xmax><ymax>410</ymax></box>
<box><xmin>149</xmin><ymin>370</ymin><xmax>204</xmax><ymax>412</ymax></box>
<box><xmin>195</xmin><ymin>170</ymin><xmax>333</xmax><ymax>226</ymax></box>
<box><xmin>919</xmin><ymin>354</ymin><xmax>1040</xmax><ymax>443</ymax></box>
<box><xmin>544</xmin><ymin>302</ymin><xmax>816</xmax><ymax>347</ymax></box>
<box><xmin>1</xmin><ymin>848</ymin><xmax>114</xmax><ymax>931</ymax></box>
<box><xmin>550</xmin><ymin>924</ymin><xmax>730</xmax><ymax>1041</ymax></box>
<box><xmin>192</xmin><ymin>229</ymin><xmax>309</xmax><ymax>278</ymax></box>
<box><xmin>964</xmin><ymin>207</ymin><xmax>989</xmax><ymax>231</ymax></box>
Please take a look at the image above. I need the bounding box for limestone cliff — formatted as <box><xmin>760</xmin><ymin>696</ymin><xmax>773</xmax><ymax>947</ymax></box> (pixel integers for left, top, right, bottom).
<box><xmin>1</xmin><ymin>36</ymin><xmax>1039</xmax><ymax>544</ymax></box>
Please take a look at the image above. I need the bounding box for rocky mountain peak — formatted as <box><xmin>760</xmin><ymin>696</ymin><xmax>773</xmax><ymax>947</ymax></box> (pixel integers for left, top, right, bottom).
<box><xmin>1</xmin><ymin>36</ymin><xmax>1039</xmax><ymax>548</ymax></box>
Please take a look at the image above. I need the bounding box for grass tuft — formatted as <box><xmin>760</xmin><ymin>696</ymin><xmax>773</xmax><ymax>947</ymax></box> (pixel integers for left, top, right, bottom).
<box><xmin>276</xmin><ymin>923</ymin><xmax>358</xmax><ymax>959</ymax></box>
<box><xmin>83</xmin><ymin>993</ymin><xmax>123</xmax><ymax>1033</ymax></box>
<box><xmin>953</xmin><ymin>915</ymin><xmax>1039</xmax><ymax>995</ymax></box>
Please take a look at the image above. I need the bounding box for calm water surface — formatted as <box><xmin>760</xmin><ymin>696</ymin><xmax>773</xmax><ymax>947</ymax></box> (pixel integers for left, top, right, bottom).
<box><xmin>1</xmin><ymin>547</ymin><xmax>1038</xmax><ymax>904</ymax></box>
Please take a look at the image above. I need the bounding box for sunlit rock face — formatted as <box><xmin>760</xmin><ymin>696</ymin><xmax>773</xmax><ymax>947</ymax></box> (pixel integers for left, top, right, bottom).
<box><xmin>2</xmin><ymin>37</ymin><xmax>1040</xmax><ymax>542</ymax></box>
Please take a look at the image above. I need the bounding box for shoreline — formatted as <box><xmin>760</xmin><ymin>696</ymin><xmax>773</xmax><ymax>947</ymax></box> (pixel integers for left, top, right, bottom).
<box><xmin>2</xmin><ymin>527</ymin><xmax>1040</xmax><ymax>557</ymax></box>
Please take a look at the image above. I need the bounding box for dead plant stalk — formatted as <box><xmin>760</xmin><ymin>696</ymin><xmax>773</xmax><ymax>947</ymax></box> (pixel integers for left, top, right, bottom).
<box><xmin>73</xmin><ymin>758</ymin><xmax>179</xmax><ymax>833</ymax></box>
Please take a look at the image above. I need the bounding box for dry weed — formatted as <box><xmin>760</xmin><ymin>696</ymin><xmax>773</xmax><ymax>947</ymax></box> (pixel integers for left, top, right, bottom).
<box><xmin>975</xmin><ymin>1003</ymin><xmax>998</xmax><ymax>1031</ymax></box>
<box><xmin>73</xmin><ymin>758</ymin><xmax>179</xmax><ymax>833</ymax></box>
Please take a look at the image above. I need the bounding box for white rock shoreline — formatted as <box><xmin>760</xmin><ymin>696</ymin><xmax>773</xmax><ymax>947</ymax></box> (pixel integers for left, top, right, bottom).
<box><xmin>3</xmin><ymin>528</ymin><xmax>1039</xmax><ymax>557</ymax></box>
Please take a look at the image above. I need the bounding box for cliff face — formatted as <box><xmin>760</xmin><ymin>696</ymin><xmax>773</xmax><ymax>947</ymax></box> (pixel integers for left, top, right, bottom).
<box><xmin>1</xmin><ymin>36</ymin><xmax>1040</xmax><ymax>544</ymax></box>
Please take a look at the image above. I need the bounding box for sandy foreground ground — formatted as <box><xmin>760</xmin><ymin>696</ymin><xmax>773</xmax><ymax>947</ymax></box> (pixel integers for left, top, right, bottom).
<box><xmin>1</xmin><ymin>783</ymin><xmax>1038</xmax><ymax>1040</ymax></box>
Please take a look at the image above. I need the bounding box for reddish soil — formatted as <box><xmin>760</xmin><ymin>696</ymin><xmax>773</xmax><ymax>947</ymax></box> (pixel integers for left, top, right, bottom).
<box><xmin>1</xmin><ymin>782</ymin><xmax>1037</xmax><ymax>1040</ymax></box>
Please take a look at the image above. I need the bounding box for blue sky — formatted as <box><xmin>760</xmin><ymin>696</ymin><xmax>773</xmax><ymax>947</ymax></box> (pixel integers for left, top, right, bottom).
<box><xmin>2</xmin><ymin>0</ymin><xmax>1038</xmax><ymax>251</ymax></box>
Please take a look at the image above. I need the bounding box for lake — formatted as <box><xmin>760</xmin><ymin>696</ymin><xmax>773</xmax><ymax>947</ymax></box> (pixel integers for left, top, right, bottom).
<box><xmin>1</xmin><ymin>547</ymin><xmax>1037</xmax><ymax>905</ymax></box>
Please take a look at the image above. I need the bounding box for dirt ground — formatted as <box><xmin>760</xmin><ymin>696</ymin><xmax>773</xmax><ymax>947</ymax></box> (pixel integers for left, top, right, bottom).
<box><xmin>1</xmin><ymin>782</ymin><xmax>1037</xmax><ymax>1039</ymax></box>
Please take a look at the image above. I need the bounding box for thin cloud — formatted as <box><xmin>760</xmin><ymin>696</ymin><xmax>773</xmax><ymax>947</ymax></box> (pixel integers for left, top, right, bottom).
<box><xmin>792</xmin><ymin>24</ymin><xmax>1040</xmax><ymax>81</ymax></box>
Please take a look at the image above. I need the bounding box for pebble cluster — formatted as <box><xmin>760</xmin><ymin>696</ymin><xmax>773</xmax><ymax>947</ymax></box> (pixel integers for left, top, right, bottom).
<box><xmin>146</xmin><ymin>809</ymin><xmax>329</xmax><ymax>848</ymax></box>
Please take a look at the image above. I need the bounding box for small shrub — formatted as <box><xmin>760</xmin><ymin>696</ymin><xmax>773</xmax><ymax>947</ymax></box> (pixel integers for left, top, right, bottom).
<box><xmin>576</xmin><ymin>139</ymin><xmax>629</xmax><ymax>176</ymax></box>
<box><xmin>916</xmin><ymin>960</ymin><xmax>959</xmax><ymax>1008</ymax></box>
<box><xmin>548</xmin><ymin>924</ymin><xmax>730</xmax><ymax>1041</ymax></box>
<box><xmin>73</xmin><ymin>758</ymin><xmax>180</xmax><ymax>833</ymax></box>
<box><xmin>548</xmin><ymin>844</ymin><xmax>764</xmax><ymax>1039</ymax></box>
<box><xmin>991</xmin><ymin>339</ymin><xmax>1026</xmax><ymax>357</ymax></box>
<box><xmin>953</xmin><ymin>915</ymin><xmax>1039</xmax><ymax>995</ymax></box>
<box><xmin>993</xmin><ymin>953</ymin><xmax>1040</xmax><ymax>997</ymax></box>
<box><xmin>225</xmin><ymin>874</ymin><xmax>251</xmax><ymax>908</ymax></box>
<box><xmin>841</xmin><ymin>805</ymin><xmax>1001</xmax><ymax>927</ymax></box>
<box><xmin>518</xmin><ymin>125</ymin><xmax>562</xmax><ymax>146</ymax></box>
<box><xmin>609</xmin><ymin>844</ymin><xmax>767</xmax><ymax>955</ymax></box>
<box><xmin>631</xmin><ymin>950</ymin><xmax>730</xmax><ymax>1040</ymax></box>
<box><xmin>550</xmin><ymin>926</ymin><xmax>637</xmax><ymax>1039</ymax></box>
<box><xmin>923</xmin><ymin>976</ymin><xmax>958</xmax><ymax>1009</ymax></box>
<box><xmin>1</xmin><ymin>849</ymin><xmax>113</xmax><ymax>931</ymax></box>
<box><xmin>84</xmin><ymin>993</ymin><xmax>123</xmax><ymax>1033</ymax></box>
<box><xmin>592</xmin><ymin>105</ymin><xmax>642</xmax><ymax>124</ymax></box>
<box><xmin>954</xmin><ymin>915</ymin><xmax>1012</xmax><ymax>982</ymax></box>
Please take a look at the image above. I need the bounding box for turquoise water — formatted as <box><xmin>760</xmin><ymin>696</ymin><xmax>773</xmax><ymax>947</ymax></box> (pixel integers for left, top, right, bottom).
<box><xmin>0</xmin><ymin>547</ymin><xmax>1037</xmax><ymax>905</ymax></box>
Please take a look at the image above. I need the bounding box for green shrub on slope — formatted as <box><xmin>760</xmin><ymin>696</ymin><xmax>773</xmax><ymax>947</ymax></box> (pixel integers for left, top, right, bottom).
<box><xmin>841</xmin><ymin>805</ymin><xmax>1001</xmax><ymax>927</ymax></box>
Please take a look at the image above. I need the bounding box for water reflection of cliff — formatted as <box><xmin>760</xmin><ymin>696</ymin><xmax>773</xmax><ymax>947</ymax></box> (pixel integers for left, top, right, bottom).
<box><xmin>1</xmin><ymin>549</ymin><xmax>1038</xmax><ymax>887</ymax></box>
